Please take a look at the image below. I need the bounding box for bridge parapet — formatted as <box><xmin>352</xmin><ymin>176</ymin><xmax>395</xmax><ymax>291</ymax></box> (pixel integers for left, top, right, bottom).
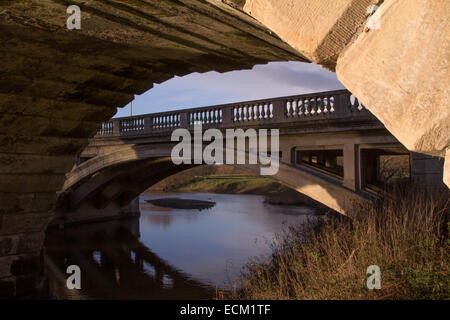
<box><xmin>97</xmin><ymin>90</ymin><xmax>370</xmax><ymax>137</ymax></box>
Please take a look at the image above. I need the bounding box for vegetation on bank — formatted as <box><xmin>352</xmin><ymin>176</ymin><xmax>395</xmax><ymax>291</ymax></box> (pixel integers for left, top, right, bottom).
<box><xmin>147</xmin><ymin>165</ymin><xmax>325</xmax><ymax>208</ymax></box>
<box><xmin>226</xmin><ymin>187</ymin><xmax>449</xmax><ymax>300</ymax></box>
<box><xmin>171</xmin><ymin>175</ymin><xmax>287</xmax><ymax>195</ymax></box>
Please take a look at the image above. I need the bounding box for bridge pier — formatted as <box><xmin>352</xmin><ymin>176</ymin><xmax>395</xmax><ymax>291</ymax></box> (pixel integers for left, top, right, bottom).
<box><xmin>410</xmin><ymin>153</ymin><xmax>445</xmax><ymax>189</ymax></box>
<box><xmin>343</xmin><ymin>143</ymin><xmax>358</xmax><ymax>191</ymax></box>
<box><xmin>51</xmin><ymin>197</ymin><xmax>140</xmax><ymax>230</ymax></box>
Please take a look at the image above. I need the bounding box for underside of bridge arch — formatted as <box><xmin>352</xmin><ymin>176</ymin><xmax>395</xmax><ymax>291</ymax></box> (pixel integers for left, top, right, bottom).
<box><xmin>55</xmin><ymin>157</ymin><xmax>197</xmax><ymax>226</ymax></box>
<box><xmin>0</xmin><ymin>0</ymin><xmax>448</xmax><ymax>297</ymax></box>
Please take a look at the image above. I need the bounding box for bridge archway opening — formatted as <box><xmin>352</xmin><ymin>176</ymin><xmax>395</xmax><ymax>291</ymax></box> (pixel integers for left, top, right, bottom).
<box><xmin>56</xmin><ymin>155</ymin><xmax>335</xmax><ymax>228</ymax></box>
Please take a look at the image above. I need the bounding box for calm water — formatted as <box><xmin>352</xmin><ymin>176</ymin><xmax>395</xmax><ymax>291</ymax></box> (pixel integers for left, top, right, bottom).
<box><xmin>45</xmin><ymin>193</ymin><xmax>316</xmax><ymax>299</ymax></box>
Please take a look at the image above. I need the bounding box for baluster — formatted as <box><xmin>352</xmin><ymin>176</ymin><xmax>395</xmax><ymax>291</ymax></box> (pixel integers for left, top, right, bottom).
<box><xmin>248</xmin><ymin>105</ymin><xmax>253</xmax><ymax>121</ymax></box>
<box><xmin>298</xmin><ymin>100</ymin><xmax>303</xmax><ymax>116</ymax></box>
<box><xmin>264</xmin><ymin>104</ymin><xmax>268</xmax><ymax>119</ymax></box>
<box><xmin>349</xmin><ymin>94</ymin><xmax>356</xmax><ymax>111</ymax></box>
<box><xmin>358</xmin><ymin>100</ymin><xmax>364</xmax><ymax>111</ymax></box>
<box><xmin>269</xmin><ymin>103</ymin><xmax>274</xmax><ymax>119</ymax></box>
<box><xmin>242</xmin><ymin>106</ymin><xmax>247</xmax><ymax>121</ymax></box>
<box><xmin>286</xmin><ymin>101</ymin><xmax>291</xmax><ymax>117</ymax></box>
<box><xmin>310</xmin><ymin>98</ymin><xmax>316</xmax><ymax>115</ymax></box>
<box><xmin>233</xmin><ymin>108</ymin><xmax>237</xmax><ymax>122</ymax></box>
<box><xmin>219</xmin><ymin>109</ymin><xmax>223</xmax><ymax>123</ymax></box>
<box><xmin>292</xmin><ymin>100</ymin><xmax>297</xmax><ymax>116</ymax></box>
<box><xmin>323</xmin><ymin>97</ymin><xmax>329</xmax><ymax>113</ymax></box>
<box><xmin>330</xmin><ymin>97</ymin><xmax>335</xmax><ymax>113</ymax></box>
<box><xmin>317</xmin><ymin>98</ymin><xmax>322</xmax><ymax>115</ymax></box>
<box><xmin>304</xmin><ymin>99</ymin><xmax>309</xmax><ymax>115</ymax></box>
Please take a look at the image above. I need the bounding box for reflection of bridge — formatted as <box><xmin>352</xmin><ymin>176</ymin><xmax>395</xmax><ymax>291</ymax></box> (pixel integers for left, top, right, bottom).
<box><xmin>45</xmin><ymin>219</ymin><xmax>212</xmax><ymax>299</ymax></box>
<box><xmin>57</xmin><ymin>89</ymin><xmax>443</xmax><ymax>223</ymax></box>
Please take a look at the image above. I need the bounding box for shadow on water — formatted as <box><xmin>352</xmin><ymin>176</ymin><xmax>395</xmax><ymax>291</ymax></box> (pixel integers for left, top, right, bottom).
<box><xmin>44</xmin><ymin>218</ymin><xmax>214</xmax><ymax>300</ymax></box>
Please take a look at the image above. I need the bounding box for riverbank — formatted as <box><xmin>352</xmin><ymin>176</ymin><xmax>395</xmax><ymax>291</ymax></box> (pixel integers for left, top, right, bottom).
<box><xmin>227</xmin><ymin>187</ymin><xmax>449</xmax><ymax>300</ymax></box>
<box><xmin>147</xmin><ymin>165</ymin><xmax>328</xmax><ymax>211</ymax></box>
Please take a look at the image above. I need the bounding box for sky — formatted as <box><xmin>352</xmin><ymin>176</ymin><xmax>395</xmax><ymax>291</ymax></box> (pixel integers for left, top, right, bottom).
<box><xmin>114</xmin><ymin>61</ymin><xmax>345</xmax><ymax>118</ymax></box>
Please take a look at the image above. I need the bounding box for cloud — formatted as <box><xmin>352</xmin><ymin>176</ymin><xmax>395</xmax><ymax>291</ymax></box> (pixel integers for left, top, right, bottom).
<box><xmin>114</xmin><ymin>61</ymin><xmax>344</xmax><ymax>118</ymax></box>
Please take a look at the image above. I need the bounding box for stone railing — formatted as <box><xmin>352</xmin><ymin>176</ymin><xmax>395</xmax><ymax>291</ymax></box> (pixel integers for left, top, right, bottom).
<box><xmin>96</xmin><ymin>90</ymin><xmax>369</xmax><ymax>137</ymax></box>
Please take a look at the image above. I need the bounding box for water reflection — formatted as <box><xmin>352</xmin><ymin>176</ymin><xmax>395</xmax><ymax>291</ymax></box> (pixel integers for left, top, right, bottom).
<box><xmin>45</xmin><ymin>219</ymin><xmax>213</xmax><ymax>299</ymax></box>
<box><xmin>45</xmin><ymin>193</ymin><xmax>316</xmax><ymax>299</ymax></box>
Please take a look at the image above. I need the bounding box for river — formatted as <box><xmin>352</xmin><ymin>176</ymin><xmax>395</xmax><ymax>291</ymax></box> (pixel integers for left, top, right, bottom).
<box><xmin>45</xmin><ymin>192</ymin><xmax>318</xmax><ymax>299</ymax></box>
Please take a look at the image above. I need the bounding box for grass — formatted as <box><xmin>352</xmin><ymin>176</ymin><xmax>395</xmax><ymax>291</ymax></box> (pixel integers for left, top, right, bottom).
<box><xmin>226</xmin><ymin>187</ymin><xmax>449</xmax><ymax>300</ymax></box>
<box><xmin>171</xmin><ymin>175</ymin><xmax>288</xmax><ymax>195</ymax></box>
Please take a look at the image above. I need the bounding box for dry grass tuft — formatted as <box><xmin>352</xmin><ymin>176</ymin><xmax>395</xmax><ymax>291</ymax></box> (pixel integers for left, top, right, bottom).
<box><xmin>230</xmin><ymin>187</ymin><xmax>449</xmax><ymax>300</ymax></box>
